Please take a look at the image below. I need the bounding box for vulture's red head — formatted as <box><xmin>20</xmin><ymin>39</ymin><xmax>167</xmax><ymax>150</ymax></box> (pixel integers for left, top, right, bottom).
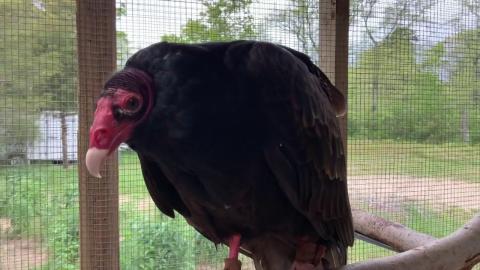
<box><xmin>86</xmin><ymin>68</ymin><xmax>154</xmax><ymax>177</ymax></box>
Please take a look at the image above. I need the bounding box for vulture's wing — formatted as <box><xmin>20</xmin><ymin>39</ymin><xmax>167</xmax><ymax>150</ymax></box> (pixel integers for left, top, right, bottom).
<box><xmin>230</xmin><ymin>42</ymin><xmax>353</xmax><ymax>251</ymax></box>
<box><xmin>137</xmin><ymin>154</ymin><xmax>190</xmax><ymax>218</ymax></box>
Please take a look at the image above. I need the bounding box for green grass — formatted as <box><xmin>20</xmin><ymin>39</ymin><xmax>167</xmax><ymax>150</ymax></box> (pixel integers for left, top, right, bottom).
<box><xmin>0</xmin><ymin>164</ymin><xmax>78</xmax><ymax>237</ymax></box>
<box><xmin>0</xmin><ymin>140</ymin><xmax>478</xmax><ymax>268</ymax></box>
<box><xmin>349</xmin><ymin>139</ymin><xmax>480</xmax><ymax>183</ymax></box>
<box><xmin>0</xmin><ymin>163</ymin><xmax>79</xmax><ymax>269</ymax></box>
<box><xmin>118</xmin><ymin>151</ymin><xmax>149</xmax><ymax>198</ymax></box>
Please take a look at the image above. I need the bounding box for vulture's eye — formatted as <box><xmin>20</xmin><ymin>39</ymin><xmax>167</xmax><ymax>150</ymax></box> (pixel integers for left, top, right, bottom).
<box><xmin>113</xmin><ymin>107</ymin><xmax>124</xmax><ymax>120</ymax></box>
<box><xmin>125</xmin><ymin>97</ymin><xmax>140</xmax><ymax>112</ymax></box>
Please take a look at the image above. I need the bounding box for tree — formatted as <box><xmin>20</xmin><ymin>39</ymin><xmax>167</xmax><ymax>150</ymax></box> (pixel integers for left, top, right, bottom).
<box><xmin>350</xmin><ymin>27</ymin><xmax>456</xmax><ymax>142</ymax></box>
<box><xmin>161</xmin><ymin>0</ymin><xmax>257</xmax><ymax>43</ymax></box>
<box><xmin>272</xmin><ymin>0</ymin><xmax>434</xmax><ymax>122</ymax></box>
<box><xmin>272</xmin><ymin>0</ymin><xmax>320</xmax><ymax>59</ymax></box>
<box><xmin>356</xmin><ymin>0</ymin><xmax>435</xmax><ymax>46</ymax></box>
<box><xmin>0</xmin><ymin>0</ymin><xmax>77</xmax><ymax>166</ymax></box>
<box><xmin>446</xmin><ymin>29</ymin><xmax>480</xmax><ymax>143</ymax></box>
<box><xmin>356</xmin><ymin>0</ymin><xmax>434</xmax><ymax>114</ymax></box>
<box><xmin>34</xmin><ymin>0</ymin><xmax>77</xmax><ymax>167</ymax></box>
<box><xmin>0</xmin><ymin>0</ymin><xmax>130</xmax><ymax>166</ymax></box>
<box><xmin>271</xmin><ymin>0</ymin><xmax>362</xmax><ymax>62</ymax></box>
<box><xmin>0</xmin><ymin>0</ymin><xmax>46</xmax><ymax>164</ymax></box>
<box><xmin>421</xmin><ymin>0</ymin><xmax>480</xmax><ymax>143</ymax></box>
<box><xmin>447</xmin><ymin>0</ymin><xmax>480</xmax><ymax>143</ymax></box>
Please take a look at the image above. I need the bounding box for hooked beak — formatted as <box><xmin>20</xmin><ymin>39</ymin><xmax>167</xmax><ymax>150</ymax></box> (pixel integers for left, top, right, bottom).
<box><xmin>85</xmin><ymin>148</ymin><xmax>109</xmax><ymax>178</ymax></box>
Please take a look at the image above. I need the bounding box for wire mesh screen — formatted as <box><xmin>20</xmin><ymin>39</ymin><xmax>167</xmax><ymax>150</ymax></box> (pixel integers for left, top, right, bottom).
<box><xmin>0</xmin><ymin>0</ymin><xmax>479</xmax><ymax>269</ymax></box>
<box><xmin>115</xmin><ymin>1</ymin><xmax>327</xmax><ymax>269</ymax></box>
<box><xmin>115</xmin><ymin>0</ymin><xmax>479</xmax><ymax>268</ymax></box>
<box><xmin>348</xmin><ymin>0</ymin><xmax>480</xmax><ymax>264</ymax></box>
<box><xmin>0</xmin><ymin>0</ymin><xmax>78</xmax><ymax>268</ymax></box>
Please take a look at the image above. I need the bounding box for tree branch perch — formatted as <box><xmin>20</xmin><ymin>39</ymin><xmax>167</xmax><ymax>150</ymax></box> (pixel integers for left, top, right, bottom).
<box><xmin>352</xmin><ymin>209</ymin><xmax>436</xmax><ymax>252</ymax></box>
<box><xmin>343</xmin><ymin>210</ymin><xmax>480</xmax><ymax>270</ymax></box>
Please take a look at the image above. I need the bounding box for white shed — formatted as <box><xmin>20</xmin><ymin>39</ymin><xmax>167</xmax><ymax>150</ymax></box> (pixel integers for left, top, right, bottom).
<box><xmin>27</xmin><ymin>111</ymin><xmax>78</xmax><ymax>162</ymax></box>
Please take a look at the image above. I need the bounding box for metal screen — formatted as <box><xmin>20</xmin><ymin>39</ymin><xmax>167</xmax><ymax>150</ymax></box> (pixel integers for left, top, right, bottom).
<box><xmin>348</xmin><ymin>0</ymin><xmax>480</xmax><ymax>264</ymax></box>
<box><xmin>0</xmin><ymin>0</ymin><xmax>478</xmax><ymax>269</ymax></box>
<box><xmin>0</xmin><ymin>0</ymin><xmax>78</xmax><ymax>268</ymax></box>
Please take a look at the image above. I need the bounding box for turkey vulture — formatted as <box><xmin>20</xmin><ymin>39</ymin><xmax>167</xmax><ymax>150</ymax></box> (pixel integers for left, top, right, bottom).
<box><xmin>86</xmin><ymin>40</ymin><xmax>353</xmax><ymax>270</ymax></box>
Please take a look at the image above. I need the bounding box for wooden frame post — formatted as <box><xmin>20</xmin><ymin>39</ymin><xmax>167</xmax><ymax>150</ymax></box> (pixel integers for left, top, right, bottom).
<box><xmin>319</xmin><ymin>0</ymin><xmax>350</xmax><ymax>146</ymax></box>
<box><xmin>76</xmin><ymin>1</ymin><xmax>119</xmax><ymax>269</ymax></box>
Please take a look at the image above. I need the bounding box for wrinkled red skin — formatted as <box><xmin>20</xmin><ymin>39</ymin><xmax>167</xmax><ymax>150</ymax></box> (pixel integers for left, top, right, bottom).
<box><xmin>89</xmin><ymin>89</ymin><xmax>142</xmax><ymax>153</ymax></box>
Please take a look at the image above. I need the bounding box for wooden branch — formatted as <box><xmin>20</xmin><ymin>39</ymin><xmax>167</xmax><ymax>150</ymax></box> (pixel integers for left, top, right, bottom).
<box><xmin>342</xmin><ymin>212</ymin><xmax>480</xmax><ymax>270</ymax></box>
<box><xmin>352</xmin><ymin>209</ymin><xmax>436</xmax><ymax>252</ymax></box>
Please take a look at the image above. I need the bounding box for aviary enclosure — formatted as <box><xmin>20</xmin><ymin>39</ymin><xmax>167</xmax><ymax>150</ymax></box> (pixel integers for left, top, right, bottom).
<box><xmin>0</xmin><ymin>0</ymin><xmax>479</xmax><ymax>269</ymax></box>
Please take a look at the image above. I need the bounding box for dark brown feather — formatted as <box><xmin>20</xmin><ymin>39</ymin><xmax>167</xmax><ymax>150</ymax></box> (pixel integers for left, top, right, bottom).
<box><xmin>138</xmin><ymin>154</ymin><xmax>190</xmax><ymax>218</ymax></box>
<box><xmin>245</xmin><ymin>42</ymin><xmax>353</xmax><ymax>250</ymax></box>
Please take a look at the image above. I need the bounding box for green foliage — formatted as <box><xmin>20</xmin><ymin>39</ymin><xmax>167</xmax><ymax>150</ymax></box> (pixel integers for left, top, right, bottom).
<box><xmin>0</xmin><ymin>0</ymin><xmax>45</xmax><ymax>151</ymax></box>
<box><xmin>0</xmin><ymin>165</ymin><xmax>79</xmax><ymax>268</ymax></box>
<box><xmin>0</xmin><ymin>98</ymin><xmax>39</xmax><ymax>162</ymax></box>
<box><xmin>349</xmin><ymin>26</ymin><xmax>480</xmax><ymax>143</ymax></box>
<box><xmin>446</xmin><ymin>29</ymin><xmax>480</xmax><ymax>143</ymax></box>
<box><xmin>43</xmin><ymin>205</ymin><xmax>79</xmax><ymax>269</ymax></box>
<box><xmin>194</xmin><ymin>233</ymin><xmax>226</xmax><ymax>265</ymax></box>
<box><xmin>421</xmin><ymin>42</ymin><xmax>446</xmax><ymax>72</ymax></box>
<box><xmin>118</xmin><ymin>151</ymin><xmax>226</xmax><ymax>268</ymax></box>
<box><xmin>0</xmin><ymin>0</ymin><xmax>77</xmax><ymax>161</ymax></box>
<box><xmin>0</xmin><ymin>0</ymin><xmax>77</xmax><ymax>112</ymax></box>
<box><xmin>0</xmin><ymin>0</ymin><xmax>130</xmax><ymax>158</ymax></box>
<box><xmin>119</xmin><ymin>211</ymin><xmax>228</xmax><ymax>268</ymax></box>
<box><xmin>419</xmin><ymin>28</ymin><xmax>480</xmax><ymax>143</ymax></box>
<box><xmin>1</xmin><ymin>144</ymin><xmax>478</xmax><ymax>268</ymax></box>
<box><xmin>120</xmin><ymin>212</ymin><xmax>196</xmax><ymax>270</ymax></box>
<box><xmin>0</xmin><ymin>174</ymin><xmax>45</xmax><ymax>235</ymax></box>
<box><xmin>355</xmin><ymin>27</ymin><xmax>417</xmax><ymax>92</ymax></box>
<box><xmin>161</xmin><ymin>0</ymin><xmax>257</xmax><ymax>43</ymax></box>
<box><xmin>44</xmin><ymin>186</ymin><xmax>79</xmax><ymax>269</ymax></box>
<box><xmin>379</xmin><ymin>73</ymin><xmax>457</xmax><ymax>142</ymax></box>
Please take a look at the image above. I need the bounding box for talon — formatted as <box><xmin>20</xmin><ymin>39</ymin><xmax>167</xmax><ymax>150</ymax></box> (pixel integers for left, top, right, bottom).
<box><xmin>224</xmin><ymin>258</ymin><xmax>242</xmax><ymax>270</ymax></box>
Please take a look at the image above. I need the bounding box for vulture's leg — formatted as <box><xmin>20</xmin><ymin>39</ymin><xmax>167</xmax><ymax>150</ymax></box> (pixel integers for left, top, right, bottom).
<box><xmin>224</xmin><ymin>234</ymin><xmax>242</xmax><ymax>270</ymax></box>
<box><xmin>290</xmin><ymin>241</ymin><xmax>327</xmax><ymax>270</ymax></box>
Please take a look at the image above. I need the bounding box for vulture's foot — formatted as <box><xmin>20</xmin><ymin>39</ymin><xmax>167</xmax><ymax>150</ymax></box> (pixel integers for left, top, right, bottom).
<box><xmin>224</xmin><ymin>258</ymin><xmax>242</xmax><ymax>270</ymax></box>
<box><xmin>291</xmin><ymin>240</ymin><xmax>327</xmax><ymax>270</ymax></box>
<box><xmin>224</xmin><ymin>234</ymin><xmax>242</xmax><ymax>270</ymax></box>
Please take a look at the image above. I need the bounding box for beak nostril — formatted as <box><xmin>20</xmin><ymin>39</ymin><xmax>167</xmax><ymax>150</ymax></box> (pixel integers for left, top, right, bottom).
<box><xmin>93</xmin><ymin>128</ymin><xmax>110</xmax><ymax>147</ymax></box>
